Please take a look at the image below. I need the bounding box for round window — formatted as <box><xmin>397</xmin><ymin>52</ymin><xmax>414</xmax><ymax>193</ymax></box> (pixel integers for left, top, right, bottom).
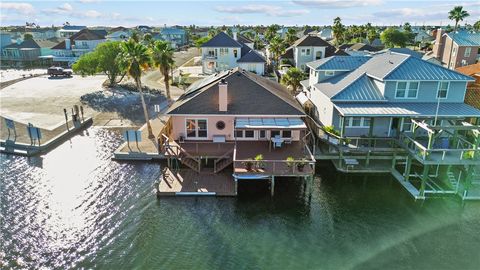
<box><xmin>216</xmin><ymin>121</ymin><xmax>225</xmax><ymax>130</ymax></box>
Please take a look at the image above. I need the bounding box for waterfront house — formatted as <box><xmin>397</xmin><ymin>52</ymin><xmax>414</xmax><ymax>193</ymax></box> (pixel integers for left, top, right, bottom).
<box><xmin>2</xmin><ymin>39</ymin><xmax>41</xmax><ymax>67</ymax></box>
<box><xmin>201</xmin><ymin>32</ymin><xmax>266</xmax><ymax>75</ymax></box>
<box><xmin>433</xmin><ymin>29</ymin><xmax>480</xmax><ymax>69</ymax></box>
<box><xmin>280</xmin><ymin>33</ymin><xmax>336</xmax><ymax>71</ymax></box>
<box><xmin>300</xmin><ymin>51</ymin><xmax>480</xmax><ymax>199</ymax></box>
<box><xmin>51</xmin><ymin>29</ymin><xmax>106</xmax><ymax>66</ymax></box>
<box><xmin>160</xmin><ymin>68</ymin><xmax>315</xmax><ymax>194</ymax></box>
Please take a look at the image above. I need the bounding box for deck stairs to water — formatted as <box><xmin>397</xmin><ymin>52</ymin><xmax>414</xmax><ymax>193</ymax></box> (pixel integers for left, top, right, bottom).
<box><xmin>447</xmin><ymin>171</ymin><xmax>458</xmax><ymax>189</ymax></box>
<box><xmin>165</xmin><ymin>144</ymin><xmax>201</xmax><ymax>173</ymax></box>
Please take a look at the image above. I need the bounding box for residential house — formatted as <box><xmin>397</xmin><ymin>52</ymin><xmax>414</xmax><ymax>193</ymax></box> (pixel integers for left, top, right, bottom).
<box><xmin>106</xmin><ymin>30</ymin><xmax>131</xmax><ymax>41</ymax></box>
<box><xmin>57</xmin><ymin>25</ymin><xmax>87</xmax><ymax>38</ymax></box>
<box><xmin>299</xmin><ymin>52</ymin><xmax>478</xmax><ymax>139</ymax></box>
<box><xmin>201</xmin><ymin>32</ymin><xmax>266</xmax><ymax>75</ymax></box>
<box><xmin>2</xmin><ymin>39</ymin><xmax>41</xmax><ymax>66</ymax></box>
<box><xmin>341</xmin><ymin>43</ymin><xmax>381</xmax><ymax>56</ymax></box>
<box><xmin>161</xmin><ymin>68</ymin><xmax>315</xmax><ymax>192</ymax></box>
<box><xmin>51</xmin><ymin>29</ymin><xmax>106</xmax><ymax>66</ymax></box>
<box><xmin>414</xmin><ymin>30</ymin><xmax>434</xmax><ymax>44</ymax></box>
<box><xmin>136</xmin><ymin>25</ymin><xmax>153</xmax><ymax>33</ymax></box>
<box><xmin>433</xmin><ymin>29</ymin><xmax>480</xmax><ymax>69</ymax></box>
<box><xmin>280</xmin><ymin>33</ymin><xmax>336</xmax><ymax>71</ymax></box>
<box><xmin>154</xmin><ymin>28</ymin><xmax>187</xmax><ymax>49</ymax></box>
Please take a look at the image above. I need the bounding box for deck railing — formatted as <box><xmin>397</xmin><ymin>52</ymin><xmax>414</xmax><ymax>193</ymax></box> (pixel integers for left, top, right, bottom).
<box><xmin>232</xmin><ymin>143</ymin><xmax>315</xmax><ymax>175</ymax></box>
<box><xmin>399</xmin><ymin>133</ymin><xmax>480</xmax><ymax>162</ymax></box>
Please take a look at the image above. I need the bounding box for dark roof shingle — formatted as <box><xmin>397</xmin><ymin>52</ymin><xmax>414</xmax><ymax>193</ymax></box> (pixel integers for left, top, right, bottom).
<box><xmin>201</xmin><ymin>32</ymin><xmax>243</xmax><ymax>48</ymax></box>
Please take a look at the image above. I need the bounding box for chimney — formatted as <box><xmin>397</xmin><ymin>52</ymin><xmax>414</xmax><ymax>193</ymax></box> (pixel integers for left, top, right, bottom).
<box><xmin>433</xmin><ymin>28</ymin><xmax>444</xmax><ymax>58</ymax></box>
<box><xmin>233</xmin><ymin>31</ymin><xmax>237</xmax><ymax>41</ymax></box>
<box><xmin>218</xmin><ymin>79</ymin><xmax>228</xmax><ymax>112</ymax></box>
<box><xmin>65</xmin><ymin>38</ymin><xmax>71</xmax><ymax>50</ymax></box>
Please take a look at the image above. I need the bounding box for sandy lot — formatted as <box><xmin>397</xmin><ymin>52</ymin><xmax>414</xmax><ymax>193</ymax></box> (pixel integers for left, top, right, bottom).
<box><xmin>0</xmin><ymin>75</ymin><xmax>106</xmax><ymax>130</ymax></box>
<box><xmin>0</xmin><ymin>69</ymin><xmax>47</xmax><ymax>82</ymax></box>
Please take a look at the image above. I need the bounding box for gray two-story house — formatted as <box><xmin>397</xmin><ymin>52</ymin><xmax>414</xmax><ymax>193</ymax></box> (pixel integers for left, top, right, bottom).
<box><xmin>201</xmin><ymin>32</ymin><xmax>266</xmax><ymax>75</ymax></box>
<box><xmin>300</xmin><ymin>52</ymin><xmax>479</xmax><ymax>139</ymax></box>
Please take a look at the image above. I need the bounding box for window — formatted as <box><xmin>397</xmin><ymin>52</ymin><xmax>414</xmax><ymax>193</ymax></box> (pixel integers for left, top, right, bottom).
<box><xmin>437</xmin><ymin>81</ymin><xmax>449</xmax><ymax>99</ymax></box>
<box><xmin>315</xmin><ymin>51</ymin><xmax>322</xmax><ymax>60</ymax></box>
<box><xmin>325</xmin><ymin>71</ymin><xmax>334</xmax><ymax>76</ymax></box>
<box><xmin>259</xmin><ymin>130</ymin><xmax>266</xmax><ymax>138</ymax></box>
<box><xmin>452</xmin><ymin>47</ymin><xmax>457</xmax><ymax>56</ymax></box>
<box><xmin>282</xmin><ymin>130</ymin><xmax>292</xmax><ymax>138</ymax></box>
<box><xmin>233</xmin><ymin>49</ymin><xmax>238</xmax><ymax>57</ymax></box>
<box><xmin>219</xmin><ymin>48</ymin><xmax>228</xmax><ymax>56</ymax></box>
<box><xmin>245</xmin><ymin>130</ymin><xmax>254</xmax><ymax>138</ymax></box>
<box><xmin>271</xmin><ymin>130</ymin><xmax>281</xmax><ymax>137</ymax></box>
<box><xmin>235</xmin><ymin>130</ymin><xmax>243</xmax><ymax>138</ymax></box>
<box><xmin>464</xmin><ymin>47</ymin><xmax>471</xmax><ymax>57</ymax></box>
<box><xmin>301</xmin><ymin>49</ymin><xmax>306</xmax><ymax>56</ymax></box>
<box><xmin>207</xmin><ymin>49</ymin><xmax>215</xmax><ymax>57</ymax></box>
<box><xmin>395</xmin><ymin>81</ymin><xmax>419</xmax><ymax>99</ymax></box>
<box><xmin>345</xmin><ymin>117</ymin><xmax>370</xmax><ymax>128</ymax></box>
<box><xmin>306</xmin><ymin>49</ymin><xmax>311</xmax><ymax>55</ymax></box>
<box><xmin>216</xmin><ymin>121</ymin><xmax>225</xmax><ymax>130</ymax></box>
<box><xmin>185</xmin><ymin>119</ymin><xmax>207</xmax><ymax>138</ymax></box>
<box><xmin>401</xmin><ymin>118</ymin><xmax>412</xmax><ymax>132</ymax></box>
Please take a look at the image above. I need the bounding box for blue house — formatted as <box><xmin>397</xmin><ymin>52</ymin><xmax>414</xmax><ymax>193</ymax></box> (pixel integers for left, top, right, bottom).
<box><xmin>154</xmin><ymin>28</ymin><xmax>187</xmax><ymax>49</ymax></box>
<box><xmin>300</xmin><ymin>52</ymin><xmax>480</xmax><ymax>139</ymax></box>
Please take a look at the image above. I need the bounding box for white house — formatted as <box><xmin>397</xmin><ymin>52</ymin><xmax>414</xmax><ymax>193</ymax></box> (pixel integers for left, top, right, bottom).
<box><xmin>51</xmin><ymin>29</ymin><xmax>106</xmax><ymax>66</ymax></box>
<box><xmin>280</xmin><ymin>34</ymin><xmax>336</xmax><ymax>71</ymax></box>
<box><xmin>201</xmin><ymin>32</ymin><xmax>265</xmax><ymax>75</ymax></box>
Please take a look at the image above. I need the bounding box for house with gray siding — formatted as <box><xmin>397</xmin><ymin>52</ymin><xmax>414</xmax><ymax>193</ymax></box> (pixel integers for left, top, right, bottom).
<box><xmin>299</xmin><ymin>52</ymin><xmax>479</xmax><ymax>139</ymax></box>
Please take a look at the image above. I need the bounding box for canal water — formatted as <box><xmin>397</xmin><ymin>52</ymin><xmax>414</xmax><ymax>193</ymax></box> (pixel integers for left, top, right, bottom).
<box><xmin>1</xmin><ymin>127</ymin><xmax>480</xmax><ymax>269</ymax></box>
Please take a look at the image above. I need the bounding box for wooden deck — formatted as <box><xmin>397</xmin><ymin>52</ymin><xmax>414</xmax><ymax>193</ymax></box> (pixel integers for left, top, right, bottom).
<box><xmin>157</xmin><ymin>168</ymin><xmax>236</xmax><ymax>196</ymax></box>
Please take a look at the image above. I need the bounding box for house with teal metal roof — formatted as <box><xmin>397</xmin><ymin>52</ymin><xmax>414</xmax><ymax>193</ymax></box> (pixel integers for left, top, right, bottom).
<box><xmin>301</xmin><ymin>51</ymin><xmax>480</xmax><ymax>200</ymax></box>
<box><xmin>154</xmin><ymin>27</ymin><xmax>187</xmax><ymax>49</ymax></box>
<box><xmin>300</xmin><ymin>51</ymin><xmax>479</xmax><ymax>138</ymax></box>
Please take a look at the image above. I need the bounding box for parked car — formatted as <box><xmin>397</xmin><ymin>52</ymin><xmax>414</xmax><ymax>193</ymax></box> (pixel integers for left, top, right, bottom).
<box><xmin>47</xmin><ymin>67</ymin><xmax>73</xmax><ymax>77</ymax></box>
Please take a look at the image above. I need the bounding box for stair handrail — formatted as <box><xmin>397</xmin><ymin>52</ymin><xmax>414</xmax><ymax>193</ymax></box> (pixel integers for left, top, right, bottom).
<box><xmin>214</xmin><ymin>147</ymin><xmax>234</xmax><ymax>167</ymax></box>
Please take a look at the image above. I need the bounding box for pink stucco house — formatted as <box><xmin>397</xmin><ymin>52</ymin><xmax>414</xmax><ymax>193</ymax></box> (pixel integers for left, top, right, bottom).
<box><xmin>161</xmin><ymin>68</ymin><xmax>315</xmax><ymax>192</ymax></box>
<box><xmin>433</xmin><ymin>29</ymin><xmax>480</xmax><ymax>69</ymax></box>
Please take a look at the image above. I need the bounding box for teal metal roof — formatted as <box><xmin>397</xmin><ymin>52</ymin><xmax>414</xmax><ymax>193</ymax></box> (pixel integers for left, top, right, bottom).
<box><xmin>161</xmin><ymin>28</ymin><xmax>186</xmax><ymax>35</ymax></box>
<box><xmin>446</xmin><ymin>31</ymin><xmax>480</xmax><ymax>47</ymax></box>
<box><xmin>307</xmin><ymin>56</ymin><xmax>370</xmax><ymax>71</ymax></box>
<box><xmin>332</xmin><ymin>74</ymin><xmax>386</xmax><ymax>101</ymax></box>
<box><xmin>385</xmin><ymin>56</ymin><xmax>473</xmax><ymax>81</ymax></box>
<box><xmin>334</xmin><ymin>102</ymin><xmax>480</xmax><ymax>117</ymax></box>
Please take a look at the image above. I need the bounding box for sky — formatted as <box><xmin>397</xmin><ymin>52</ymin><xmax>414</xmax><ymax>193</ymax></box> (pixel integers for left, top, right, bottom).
<box><xmin>0</xmin><ymin>0</ymin><xmax>479</xmax><ymax>27</ymax></box>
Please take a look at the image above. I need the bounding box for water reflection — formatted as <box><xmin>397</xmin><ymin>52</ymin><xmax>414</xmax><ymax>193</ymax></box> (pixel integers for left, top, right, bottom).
<box><xmin>1</xmin><ymin>127</ymin><xmax>480</xmax><ymax>269</ymax></box>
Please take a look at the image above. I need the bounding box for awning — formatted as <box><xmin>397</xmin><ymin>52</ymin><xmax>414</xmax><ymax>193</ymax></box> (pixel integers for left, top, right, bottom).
<box><xmin>296</xmin><ymin>92</ymin><xmax>309</xmax><ymax>106</ymax></box>
<box><xmin>334</xmin><ymin>102</ymin><xmax>480</xmax><ymax>117</ymax></box>
<box><xmin>235</xmin><ymin>118</ymin><xmax>306</xmax><ymax>130</ymax></box>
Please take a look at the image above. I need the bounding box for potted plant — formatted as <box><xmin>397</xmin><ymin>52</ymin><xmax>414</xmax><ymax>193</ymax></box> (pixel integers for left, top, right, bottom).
<box><xmin>286</xmin><ymin>156</ymin><xmax>295</xmax><ymax>172</ymax></box>
<box><xmin>242</xmin><ymin>159</ymin><xmax>254</xmax><ymax>171</ymax></box>
<box><xmin>296</xmin><ymin>158</ymin><xmax>308</xmax><ymax>172</ymax></box>
<box><xmin>254</xmin><ymin>154</ymin><xmax>265</xmax><ymax>170</ymax></box>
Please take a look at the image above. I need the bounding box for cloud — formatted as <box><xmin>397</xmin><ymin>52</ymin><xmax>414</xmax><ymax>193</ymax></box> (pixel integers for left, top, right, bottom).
<box><xmin>78</xmin><ymin>0</ymin><xmax>101</xmax><ymax>3</ymax></box>
<box><xmin>59</xmin><ymin>3</ymin><xmax>73</xmax><ymax>12</ymax></box>
<box><xmin>292</xmin><ymin>0</ymin><xmax>383</xmax><ymax>9</ymax></box>
<box><xmin>215</xmin><ymin>4</ymin><xmax>309</xmax><ymax>17</ymax></box>
<box><xmin>0</xmin><ymin>2</ymin><xmax>35</xmax><ymax>15</ymax></box>
<box><xmin>85</xmin><ymin>10</ymin><xmax>101</xmax><ymax>18</ymax></box>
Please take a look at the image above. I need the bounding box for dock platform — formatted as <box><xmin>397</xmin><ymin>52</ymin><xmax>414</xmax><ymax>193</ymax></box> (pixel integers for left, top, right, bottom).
<box><xmin>157</xmin><ymin>168</ymin><xmax>236</xmax><ymax>197</ymax></box>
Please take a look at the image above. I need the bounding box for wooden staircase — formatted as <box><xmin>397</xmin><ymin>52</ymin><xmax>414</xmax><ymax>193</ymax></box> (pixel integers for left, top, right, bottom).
<box><xmin>165</xmin><ymin>143</ymin><xmax>201</xmax><ymax>173</ymax></box>
<box><xmin>214</xmin><ymin>148</ymin><xmax>234</xmax><ymax>173</ymax></box>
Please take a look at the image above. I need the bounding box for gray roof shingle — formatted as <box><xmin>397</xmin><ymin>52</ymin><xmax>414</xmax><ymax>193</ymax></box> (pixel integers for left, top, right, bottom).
<box><xmin>167</xmin><ymin>69</ymin><xmax>304</xmax><ymax>116</ymax></box>
<box><xmin>237</xmin><ymin>50</ymin><xmax>266</xmax><ymax>63</ymax></box>
<box><xmin>201</xmin><ymin>32</ymin><xmax>243</xmax><ymax>48</ymax></box>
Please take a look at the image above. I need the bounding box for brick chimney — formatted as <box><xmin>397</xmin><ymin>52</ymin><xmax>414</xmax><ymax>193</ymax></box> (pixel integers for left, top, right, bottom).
<box><xmin>433</xmin><ymin>28</ymin><xmax>444</xmax><ymax>59</ymax></box>
<box><xmin>219</xmin><ymin>79</ymin><xmax>228</xmax><ymax>112</ymax></box>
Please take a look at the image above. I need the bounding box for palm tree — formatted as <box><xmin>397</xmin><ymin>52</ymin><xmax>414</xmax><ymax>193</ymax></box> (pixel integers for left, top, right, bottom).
<box><xmin>151</xmin><ymin>40</ymin><xmax>175</xmax><ymax>100</ymax></box>
<box><xmin>332</xmin><ymin>17</ymin><xmax>346</xmax><ymax>45</ymax></box>
<box><xmin>285</xmin><ymin>28</ymin><xmax>298</xmax><ymax>45</ymax></box>
<box><xmin>281</xmin><ymin>67</ymin><xmax>306</xmax><ymax>94</ymax></box>
<box><xmin>120</xmin><ymin>39</ymin><xmax>154</xmax><ymax>138</ymax></box>
<box><xmin>268</xmin><ymin>36</ymin><xmax>285</xmax><ymax>67</ymax></box>
<box><xmin>447</xmin><ymin>6</ymin><xmax>470</xmax><ymax>69</ymax></box>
